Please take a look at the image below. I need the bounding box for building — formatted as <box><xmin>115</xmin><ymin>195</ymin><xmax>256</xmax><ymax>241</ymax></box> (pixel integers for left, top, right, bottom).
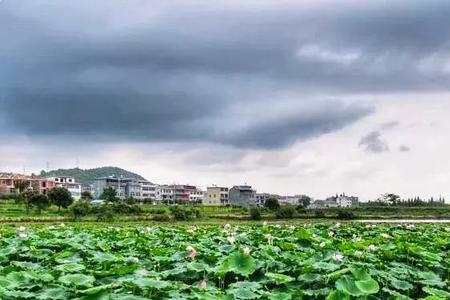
<box><xmin>155</xmin><ymin>185</ymin><xmax>174</xmax><ymax>203</ymax></box>
<box><xmin>308</xmin><ymin>194</ymin><xmax>359</xmax><ymax>209</ymax></box>
<box><xmin>229</xmin><ymin>185</ymin><xmax>256</xmax><ymax>206</ymax></box>
<box><xmin>94</xmin><ymin>176</ymin><xmax>139</xmax><ymax>199</ymax></box>
<box><xmin>0</xmin><ymin>172</ymin><xmax>29</xmax><ymax>194</ymax></box>
<box><xmin>189</xmin><ymin>189</ymin><xmax>205</xmax><ymax>203</ymax></box>
<box><xmin>205</xmin><ymin>186</ymin><xmax>229</xmax><ymax>205</ymax></box>
<box><xmin>139</xmin><ymin>180</ymin><xmax>157</xmax><ymax>201</ymax></box>
<box><xmin>47</xmin><ymin>176</ymin><xmax>82</xmax><ymax>200</ymax></box>
<box><xmin>0</xmin><ymin>173</ymin><xmax>55</xmax><ymax>196</ymax></box>
<box><xmin>279</xmin><ymin>195</ymin><xmax>301</xmax><ymax>205</ymax></box>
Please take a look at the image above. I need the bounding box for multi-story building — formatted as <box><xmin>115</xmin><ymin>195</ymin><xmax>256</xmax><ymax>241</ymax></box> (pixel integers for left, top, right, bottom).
<box><xmin>47</xmin><ymin>176</ymin><xmax>82</xmax><ymax>200</ymax></box>
<box><xmin>0</xmin><ymin>173</ymin><xmax>28</xmax><ymax>194</ymax></box>
<box><xmin>0</xmin><ymin>173</ymin><xmax>55</xmax><ymax>196</ymax></box>
<box><xmin>309</xmin><ymin>194</ymin><xmax>359</xmax><ymax>209</ymax></box>
<box><xmin>229</xmin><ymin>185</ymin><xmax>256</xmax><ymax>206</ymax></box>
<box><xmin>155</xmin><ymin>185</ymin><xmax>174</xmax><ymax>203</ymax></box>
<box><xmin>255</xmin><ymin>193</ymin><xmax>275</xmax><ymax>206</ymax></box>
<box><xmin>189</xmin><ymin>189</ymin><xmax>205</xmax><ymax>203</ymax></box>
<box><xmin>139</xmin><ymin>180</ymin><xmax>157</xmax><ymax>201</ymax></box>
<box><xmin>205</xmin><ymin>186</ymin><xmax>229</xmax><ymax>205</ymax></box>
<box><xmin>278</xmin><ymin>195</ymin><xmax>301</xmax><ymax>205</ymax></box>
<box><xmin>94</xmin><ymin>176</ymin><xmax>136</xmax><ymax>199</ymax></box>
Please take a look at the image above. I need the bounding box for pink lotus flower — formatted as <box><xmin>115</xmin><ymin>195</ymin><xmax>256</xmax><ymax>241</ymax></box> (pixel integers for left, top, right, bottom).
<box><xmin>332</xmin><ymin>252</ymin><xmax>344</xmax><ymax>262</ymax></box>
<box><xmin>186</xmin><ymin>245</ymin><xmax>197</xmax><ymax>259</ymax></box>
<box><xmin>200</xmin><ymin>279</ymin><xmax>207</xmax><ymax>289</ymax></box>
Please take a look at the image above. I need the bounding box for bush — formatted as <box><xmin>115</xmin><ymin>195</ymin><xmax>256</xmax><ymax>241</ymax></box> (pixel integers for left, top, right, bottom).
<box><xmin>275</xmin><ymin>205</ymin><xmax>297</xmax><ymax>219</ymax></box>
<box><xmin>169</xmin><ymin>206</ymin><xmax>200</xmax><ymax>221</ymax></box>
<box><xmin>148</xmin><ymin>208</ymin><xmax>168</xmax><ymax>215</ymax></box>
<box><xmin>152</xmin><ymin>214</ymin><xmax>171</xmax><ymax>221</ymax></box>
<box><xmin>264</xmin><ymin>197</ymin><xmax>280</xmax><ymax>211</ymax></box>
<box><xmin>68</xmin><ymin>201</ymin><xmax>91</xmax><ymax>220</ymax></box>
<box><xmin>314</xmin><ymin>210</ymin><xmax>326</xmax><ymax>218</ymax></box>
<box><xmin>112</xmin><ymin>202</ymin><xmax>143</xmax><ymax>215</ymax></box>
<box><xmin>96</xmin><ymin>205</ymin><xmax>115</xmax><ymax>222</ymax></box>
<box><xmin>295</xmin><ymin>205</ymin><xmax>306</xmax><ymax>214</ymax></box>
<box><xmin>336</xmin><ymin>210</ymin><xmax>356</xmax><ymax>220</ymax></box>
<box><xmin>249</xmin><ymin>207</ymin><xmax>261</xmax><ymax>220</ymax></box>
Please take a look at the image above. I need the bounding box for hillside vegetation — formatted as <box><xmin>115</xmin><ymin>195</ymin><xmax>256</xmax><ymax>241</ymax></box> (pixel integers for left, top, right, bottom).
<box><xmin>39</xmin><ymin>167</ymin><xmax>147</xmax><ymax>185</ymax></box>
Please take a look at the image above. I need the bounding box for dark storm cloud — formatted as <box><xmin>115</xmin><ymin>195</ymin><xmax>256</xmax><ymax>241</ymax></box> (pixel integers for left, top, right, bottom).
<box><xmin>1</xmin><ymin>0</ymin><xmax>450</xmax><ymax>149</ymax></box>
<box><xmin>359</xmin><ymin>131</ymin><xmax>389</xmax><ymax>153</ymax></box>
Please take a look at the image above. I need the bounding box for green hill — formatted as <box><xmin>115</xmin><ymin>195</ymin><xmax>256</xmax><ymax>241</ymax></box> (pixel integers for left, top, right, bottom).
<box><xmin>39</xmin><ymin>167</ymin><xmax>148</xmax><ymax>186</ymax></box>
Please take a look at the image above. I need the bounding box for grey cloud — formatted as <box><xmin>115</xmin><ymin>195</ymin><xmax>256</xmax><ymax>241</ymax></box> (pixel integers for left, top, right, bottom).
<box><xmin>399</xmin><ymin>145</ymin><xmax>410</xmax><ymax>152</ymax></box>
<box><xmin>359</xmin><ymin>131</ymin><xmax>389</xmax><ymax>153</ymax></box>
<box><xmin>1</xmin><ymin>1</ymin><xmax>450</xmax><ymax>149</ymax></box>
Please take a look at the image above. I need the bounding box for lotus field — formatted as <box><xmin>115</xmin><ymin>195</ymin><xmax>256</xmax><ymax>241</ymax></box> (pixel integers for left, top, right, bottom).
<box><xmin>0</xmin><ymin>223</ymin><xmax>449</xmax><ymax>299</ymax></box>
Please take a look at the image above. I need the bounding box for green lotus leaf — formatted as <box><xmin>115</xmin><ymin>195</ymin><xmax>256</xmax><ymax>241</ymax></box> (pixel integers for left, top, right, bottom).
<box><xmin>226</xmin><ymin>252</ymin><xmax>256</xmax><ymax>276</ymax></box>
<box><xmin>227</xmin><ymin>288</ymin><xmax>259</xmax><ymax>299</ymax></box>
<box><xmin>335</xmin><ymin>276</ymin><xmax>363</xmax><ymax>296</ymax></box>
<box><xmin>59</xmin><ymin>274</ymin><xmax>95</xmax><ymax>287</ymax></box>
<box><xmin>265</xmin><ymin>272</ymin><xmax>295</xmax><ymax>284</ymax></box>
<box><xmin>55</xmin><ymin>263</ymin><xmax>86</xmax><ymax>273</ymax></box>
<box><xmin>355</xmin><ymin>278</ymin><xmax>380</xmax><ymax>295</ymax></box>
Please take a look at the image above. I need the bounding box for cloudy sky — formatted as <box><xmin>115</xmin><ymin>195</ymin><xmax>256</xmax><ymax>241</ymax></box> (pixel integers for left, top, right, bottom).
<box><xmin>1</xmin><ymin>0</ymin><xmax>450</xmax><ymax>201</ymax></box>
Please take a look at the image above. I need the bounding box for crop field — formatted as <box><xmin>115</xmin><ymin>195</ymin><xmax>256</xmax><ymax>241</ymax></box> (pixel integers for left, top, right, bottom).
<box><xmin>0</xmin><ymin>223</ymin><xmax>449</xmax><ymax>299</ymax></box>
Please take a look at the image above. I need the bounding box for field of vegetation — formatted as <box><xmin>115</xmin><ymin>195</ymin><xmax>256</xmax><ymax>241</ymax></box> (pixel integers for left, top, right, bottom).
<box><xmin>0</xmin><ymin>222</ymin><xmax>448</xmax><ymax>299</ymax></box>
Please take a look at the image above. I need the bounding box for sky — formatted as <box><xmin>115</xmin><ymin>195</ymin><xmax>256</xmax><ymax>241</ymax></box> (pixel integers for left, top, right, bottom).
<box><xmin>1</xmin><ymin>0</ymin><xmax>450</xmax><ymax>201</ymax></box>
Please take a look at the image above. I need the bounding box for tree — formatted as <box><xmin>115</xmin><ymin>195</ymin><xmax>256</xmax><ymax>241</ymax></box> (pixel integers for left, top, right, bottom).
<box><xmin>264</xmin><ymin>197</ymin><xmax>280</xmax><ymax>211</ymax></box>
<box><xmin>14</xmin><ymin>180</ymin><xmax>30</xmax><ymax>193</ymax></box>
<box><xmin>81</xmin><ymin>191</ymin><xmax>93</xmax><ymax>201</ymax></box>
<box><xmin>298</xmin><ymin>195</ymin><xmax>312</xmax><ymax>208</ymax></box>
<box><xmin>48</xmin><ymin>187</ymin><xmax>73</xmax><ymax>211</ymax></box>
<box><xmin>68</xmin><ymin>200</ymin><xmax>91</xmax><ymax>220</ymax></box>
<box><xmin>29</xmin><ymin>194</ymin><xmax>50</xmax><ymax>214</ymax></box>
<box><xmin>19</xmin><ymin>189</ymin><xmax>35</xmax><ymax>214</ymax></box>
<box><xmin>100</xmin><ymin>186</ymin><xmax>118</xmax><ymax>203</ymax></box>
<box><xmin>378</xmin><ymin>193</ymin><xmax>401</xmax><ymax>206</ymax></box>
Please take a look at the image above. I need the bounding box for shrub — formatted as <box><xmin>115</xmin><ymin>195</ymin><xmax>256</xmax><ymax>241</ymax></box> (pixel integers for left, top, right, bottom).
<box><xmin>169</xmin><ymin>206</ymin><xmax>198</xmax><ymax>221</ymax></box>
<box><xmin>275</xmin><ymin>205</ymin><xmax>297</xmax><ymax>219</ymax></box>
<box><xmin>96</xmin><ymin>205</ymin><xmax>115</xmax><ymax>222</ymax></box>
<box><xmin>152</xmin><ymin>214</ymin><xmax>171</xmax><ymax>221</ymax></box>
<box><xmin>68</xmin><ymin>201</ymin><xmax>91</xmax><ymax>220</ymax></box>
<box><xmin>314</xmin><ymin>210</ymin><xmax>326</xmax><ymax>218</ymax></box>
<box><xmin>148</xmin><ymin>208</ymin><xmax>168</xmax><ymax>215</ymax></box>
<box><xmin>336</xmin><ymin>210</ymin><xmax>356</xmax><ymax>220</ymax></box>
<box><xmin>249</xmin><ymin>206</ymin><xmax>261</xmax><ymax>220</ymax></box>
<box><xmin>295</xmin><ymin>205</ymin><xmax>306</xmax><ymax>214</ymax></box>
<box><xmin>264</xmin><ymin>197</ymin><xmax>280</xmax><ymax>211</ymax></box>
<box><xmin>112</xmin><ymin>202</ymin><xmax>143</xmax><ymax>215</ymax></box>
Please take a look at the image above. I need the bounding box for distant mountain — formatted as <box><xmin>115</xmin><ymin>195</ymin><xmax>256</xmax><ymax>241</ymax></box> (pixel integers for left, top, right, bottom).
<box><xmin>39</xmin><ymin>167</ymin><xmax>148</xmax><ymax>186</ymax></box>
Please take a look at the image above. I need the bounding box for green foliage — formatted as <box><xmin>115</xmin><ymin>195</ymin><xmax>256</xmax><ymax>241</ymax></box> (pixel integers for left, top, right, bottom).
<box><xmin>248</xmin><ymin>206</ymin><xmax>261</xmax><ymax>220</ymax></box>
<box><xmin>274</xmin><ymin>205</ymin><xmax>297</xmax><ymax>219</ymax></box>
<box><xmin>96</xmin><ymin>205</ymin><xmax>115</xmax><ymax>222</ymax></box>
<box><xmin>40</xmin><ymin>167</ymin><xmax>147</xmax><ymax>186</ymax></box>
<box><xmin>264</xmin><ymin>197</ymin><xmax>280</xmax><ymax>211</ymax></box>
<box><xmin>111</xmin><ymin>202</ymin><xmax>143</xmax><ymax>215</ymax></box>
<box><xmin>314</xmin><ymin>210</ymin><xmax>326</xmax><ymax>218</ymax></box>
<box><xmin>100</xmin><ymin>186</ymin><xmax>118</xmax><ymax>203</ymax></box>
<box><xmin>81</xmin><ymin>191</ymin><xmax>93</xmax><ymax>201</ymax></box>
<box><xmin>68</xmin><ymin>200</ymin><xmax>92</xmax><ymax>220</ymax></box>
<box><xmin>48</xmin><ymin>187</ymin><xmax>73</xmax><ymax>210</ymax></box>
<box><xmin>0</xmin><ymin>223</ymin><xmax>447</xmax><ymax>299</ymax></box>
<box><xmin>29</xmin><ymin>194</ymin><xmax>51</xmax><ymax>214</ymax></box>
<box><xmin>336</xmin><ymin>210</ymin><xmax>356</xmax><ymax>220</ymax></box>
<box><xmin>169</xmin><ymin>206</ymin><xmax>200</xmax><ymax>220</ymax></box>
<box><xmin>298</xmin><ymin>195</ymin><xmax>312</xmax><ymax>208</ymax></box>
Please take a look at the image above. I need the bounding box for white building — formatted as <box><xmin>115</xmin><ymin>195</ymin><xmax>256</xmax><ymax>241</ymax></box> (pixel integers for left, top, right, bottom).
<box><xmin>189</xmin><ymin>189</ymin><xmax>205</xmax><ymax>203</ymax></box>
<box><xmin>155</xmin><ymin>185</ymin><xmax>174</xmax><ymax>203</ymax></box>
<box><xmin>138</xmin><ymin>180</ymin><xmax>157</xmax><ymax>201</ymax></box>
<box><xmin>48</xmin><ymin>176</ymin><xmax>82</xmax><ymax>200</ymax></box>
